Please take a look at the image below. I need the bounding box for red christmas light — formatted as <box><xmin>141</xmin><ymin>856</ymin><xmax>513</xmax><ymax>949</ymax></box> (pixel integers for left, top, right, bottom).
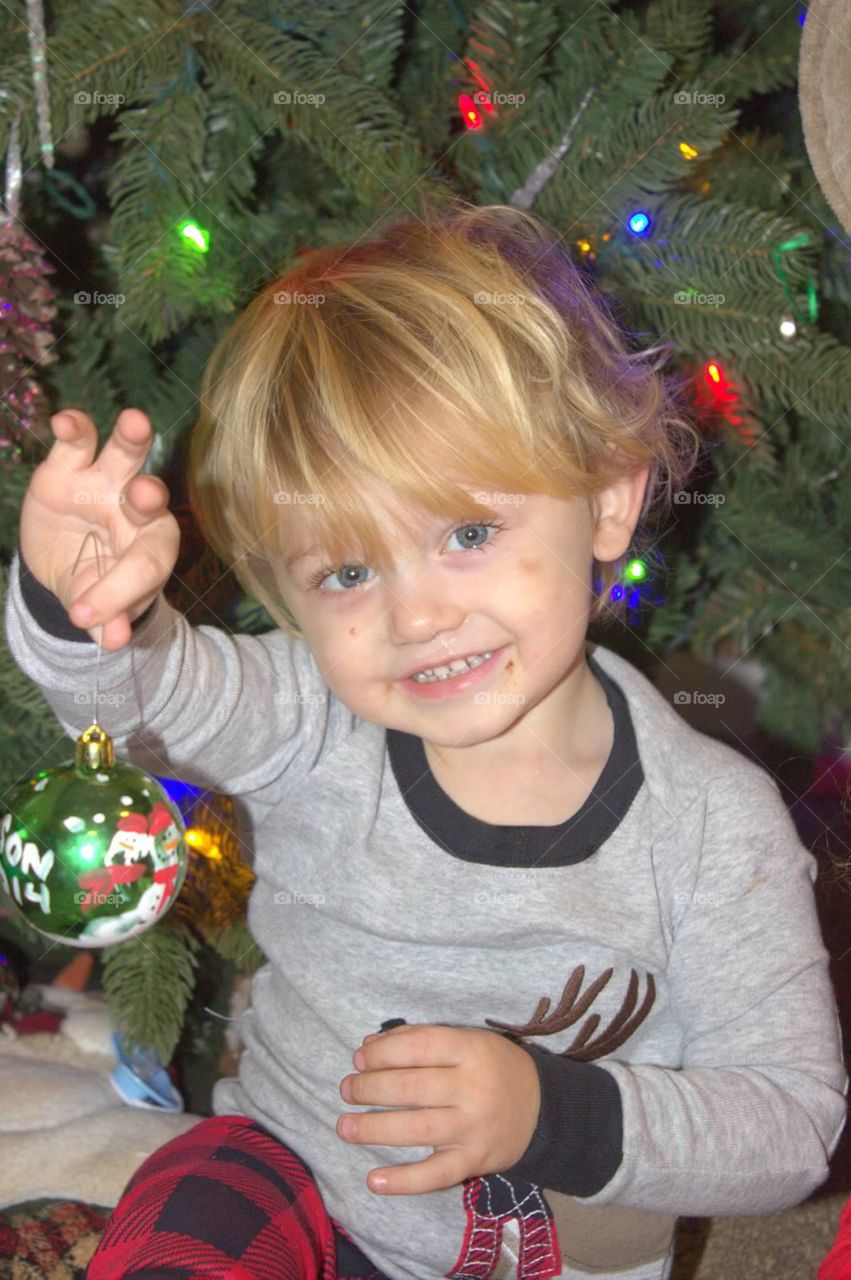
<box><xmin>459</xmin><ymin>59</ymin><xmax>497</xmax><ymax>129</ymax></box>
<box><xmin>459</xmin><ymin>93</ymin><xmax>484</xmax><ymax>130</ymax></box>
<box><xmin>695</xmin><ymin>361</ymin><xmax>759</xmax><ymax>448</ymax></box>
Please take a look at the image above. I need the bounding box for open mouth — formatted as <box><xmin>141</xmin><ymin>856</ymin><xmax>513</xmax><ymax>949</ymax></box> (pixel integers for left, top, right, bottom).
<box><xmin>399</xmin><ymin>646</ymin><xmax>508</xmax><ymax>697</ymax></box>
<box><xmin>410</xmin><ymin>651</ymin><xmax>494</xmax><ymax>682</ymax></box>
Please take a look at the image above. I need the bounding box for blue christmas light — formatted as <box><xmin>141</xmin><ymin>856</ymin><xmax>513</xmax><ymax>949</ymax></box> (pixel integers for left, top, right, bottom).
<box><xmin>627</xmin><ymin>211</ymin><xmax>652</xmax><ymax>236</ymax></box>
<box><xmin>154</xmin><ymin>776</ymin><xmax>206</xmax><ymax>814</ymax></box>
<box><xmin>594</xmin><ymin>547</ymin><xmax>666</xmax><ymax>626</ymax></box>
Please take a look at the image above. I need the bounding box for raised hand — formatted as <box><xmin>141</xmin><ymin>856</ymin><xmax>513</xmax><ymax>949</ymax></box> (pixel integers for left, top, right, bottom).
<box><xmin>19</xmin><ymin>408</ymin><xmax>181</xmax><ymax>651</ymax></box>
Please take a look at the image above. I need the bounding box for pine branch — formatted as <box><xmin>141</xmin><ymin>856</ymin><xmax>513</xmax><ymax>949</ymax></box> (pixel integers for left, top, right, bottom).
<box><xmin>100</xmin><ymin>916</ymin><xmax>202</xmax><ymax>1061</ymax></box>
<box><xmin>197</xmin><ymin>11</ymin><xmax>442</xmax><ymax>200</ymax></box>
<box><xmin>698</xmin><ymin>12</ymin><xmax>799</xmax><ymax>99</ymax></box>
<box><xmin>205</xmin><ymin>919</ymin><xmax>267</xmax><ymax>975</ymax></box>
<box><xmin>596</xmin><ymin>191</ymin><xmax>819</xmax><ymax>346</ymax></box>
<box><xmin>639</xmin><ymin>0</ymin><xmax>715</xmax><ymax>74</ymax></box>
<box><xmin>0</xmin><ymin>565</ymin><xmax>85</xmax><ymax>796</ymax></box>
<box><xmin>44</xmin><ymin>301</ymin><xmax>121</xmax><ymax>434</ymax></box>
<box><xmin>1</xmin><ymin>1</ymin><xmax>197</xmax><ymax>164</ymax></box>
<box><xmin>107</xmin><ymin>83</ymin><xmax>238</xmax><ymax>344</ymax></box>
<box><xmin>467</xmin><ymin>0</ymin><xmax>560</xmax><ymax>99</ymax></box>
<box><xmin>302</xmin><ymin>1</ymin><xmax>407</xmax><ymax>92</ymax></box>
<box><xmin>726</xmin><ymin>332</ymin><xmax>851</xmax><ymax>433</ymax></box>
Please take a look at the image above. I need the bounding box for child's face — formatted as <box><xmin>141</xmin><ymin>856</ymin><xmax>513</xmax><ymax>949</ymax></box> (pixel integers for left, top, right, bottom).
<box><xmin>274</xmin><ymin>475</ymin><xmax>646</xmax><ymax>751</ymax></box>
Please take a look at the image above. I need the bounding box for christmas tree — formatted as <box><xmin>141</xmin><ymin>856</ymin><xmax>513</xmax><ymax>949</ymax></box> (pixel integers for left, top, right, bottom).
<box><xmin>0</xmin><ymin>0</ymin><xmax>848</xmax><ymax>1062</ymax></box>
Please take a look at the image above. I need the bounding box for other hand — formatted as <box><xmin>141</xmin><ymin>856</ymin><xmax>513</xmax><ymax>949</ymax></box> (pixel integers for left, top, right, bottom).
<box><xmin>337</xmin><ymin>1023</ymin><xmax>540</xmax><ymax>1196</ymax></box>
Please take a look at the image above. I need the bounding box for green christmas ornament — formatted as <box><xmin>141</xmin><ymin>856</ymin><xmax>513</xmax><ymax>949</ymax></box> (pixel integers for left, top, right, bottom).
<box><xmin>0</xmin><ymin>721</ymin><xmax>188</xmax><ymax>948</ymax></box>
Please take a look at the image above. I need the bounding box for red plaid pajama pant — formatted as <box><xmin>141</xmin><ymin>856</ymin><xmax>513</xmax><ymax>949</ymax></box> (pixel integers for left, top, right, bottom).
<box><xmin>85</xmin><ymin>1114</ymin><xmax>394</xmax><ymax>1280</ymax></box>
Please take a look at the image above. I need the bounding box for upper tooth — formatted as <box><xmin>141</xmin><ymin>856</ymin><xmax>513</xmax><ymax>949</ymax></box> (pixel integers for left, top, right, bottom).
<box><xmin>413</xmin><ymin>651</ymin><xmax>492</xmax><ymax>680</ymax></box>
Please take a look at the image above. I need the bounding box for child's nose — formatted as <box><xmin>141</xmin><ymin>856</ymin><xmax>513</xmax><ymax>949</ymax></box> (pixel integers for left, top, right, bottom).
<box><xmin>387</xmin><ymin>571</ymin><xmax>466</xmax><ymax>643</ymax></box>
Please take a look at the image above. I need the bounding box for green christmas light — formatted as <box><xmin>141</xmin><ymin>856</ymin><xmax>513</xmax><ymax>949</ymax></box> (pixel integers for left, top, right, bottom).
<box><xmin>625</xmin><ymin>558</ymin><xmax>647</xmax><ymax>582</ymax></box>
<box><xmin>179</xmin><ymin>220</ymin><xmax>210</xmax><ymax>253</ymax></box>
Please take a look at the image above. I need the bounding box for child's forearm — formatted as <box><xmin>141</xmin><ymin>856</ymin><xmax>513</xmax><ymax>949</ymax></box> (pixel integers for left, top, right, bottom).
<box><xmin>499</xmin><ymin>1042</ymin><xmax>624</xmax><ymax>1197</ymax></box>
<box><xmin>6</xmin><ymin>545</ymin><xmax>332</xmax><ymax>799</ymax></box>
<box><xmin>568</xmin><ymin>768</ymin><xmax>848</xmax><ymax>1217</ymax></box>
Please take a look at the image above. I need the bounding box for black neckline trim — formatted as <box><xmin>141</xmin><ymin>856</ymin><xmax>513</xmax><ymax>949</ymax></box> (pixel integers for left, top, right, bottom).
<box><xmin>386</xmin><ymin>652</ymin><xmax>643</xmax><ymax>867</ymax></box>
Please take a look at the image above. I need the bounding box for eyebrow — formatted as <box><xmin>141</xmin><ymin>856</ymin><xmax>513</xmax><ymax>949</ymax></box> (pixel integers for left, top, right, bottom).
<box><xmin>281</xmin><ymin>506</ymin><xmax>507</xmax><ymax>573</ymax></box>
<box><xmin>284</xmin><ymin>547</ymin><xmax>321</xmax><ymax>569</ymax></box>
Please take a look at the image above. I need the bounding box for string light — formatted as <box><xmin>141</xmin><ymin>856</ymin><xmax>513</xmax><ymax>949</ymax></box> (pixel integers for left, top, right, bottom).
<box><xmin>596</xmin><ymin>549</ymin><xmax>664</xmax><ymax>619</ymax></box>
<box><xmin>179</xmin><ymin>220</ymin><xmax>210</xmax><ymax>253</ymax></box>
<box><xmin>459</xmin><ymin>93</ymin><xmax>484</xmax><ymax>130</ymax></box>
<box><xmin>771</xmin><ymin>232</ymin><xmax>818</xmax><ymax>325</ymax></box>
<box><xmin>627</xmin><ymin>211</ymin><xmax>652</xmax><ymax>236</ymax></box>
<box><xmin>625</xmin><ymin>558</ymin><xmax>647</xmax><ymax>582</ymax></box>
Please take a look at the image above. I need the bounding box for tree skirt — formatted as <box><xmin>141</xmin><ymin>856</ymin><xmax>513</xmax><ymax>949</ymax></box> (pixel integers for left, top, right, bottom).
<box><xmin>0</xmin><ymin>1199</ymin><xmax>110</xmax><ymax>1278</ymax></box>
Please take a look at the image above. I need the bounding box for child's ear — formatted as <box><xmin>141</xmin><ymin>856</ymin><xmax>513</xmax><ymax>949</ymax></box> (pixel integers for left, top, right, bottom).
<box><xmin>590</xmin><ymin>462</ymin><xmax>651</xmax><ymax>564</ymax></box>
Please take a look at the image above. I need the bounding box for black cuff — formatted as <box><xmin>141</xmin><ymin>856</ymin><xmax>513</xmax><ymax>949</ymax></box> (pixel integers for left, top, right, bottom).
<box><xmin>16</xmin><ymin>540</ymin><xmax>157</xmax><ymax>642</ymax></box>
<box><xmin>500</xmin><ymin>1042</ymin><xmax>623</xmax><ymax>1196</ymax></box>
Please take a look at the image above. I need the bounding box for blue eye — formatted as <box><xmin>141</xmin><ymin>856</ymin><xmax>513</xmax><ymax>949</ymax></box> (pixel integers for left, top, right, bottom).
<box><xmin>306</xmin><ymin>563</ymin><xmax>376</xmax><ymax>593</ymax></box>
<box><xmin>305</xmin><ymin>519</ymin><xmax>505</xmax><ymax>594</ymax></box>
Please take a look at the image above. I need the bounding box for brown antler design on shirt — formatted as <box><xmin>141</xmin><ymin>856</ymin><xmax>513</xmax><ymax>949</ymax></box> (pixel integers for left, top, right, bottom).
<box><xmin>484</xmin><ymin>965</ymin><xmax>655</xmax><ymax>1062</ymax></box>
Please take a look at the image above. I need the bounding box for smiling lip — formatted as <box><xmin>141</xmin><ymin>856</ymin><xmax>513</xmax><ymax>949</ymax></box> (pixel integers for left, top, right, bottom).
<box><xmin>401</xmin><ymin>649</ymin><xmax>498</xmax><ymax>680</ymax></box>
<box><xmin>397</xmin><ymin>646</ymin><xmax>509</xmax><ymax>699</ymax></box>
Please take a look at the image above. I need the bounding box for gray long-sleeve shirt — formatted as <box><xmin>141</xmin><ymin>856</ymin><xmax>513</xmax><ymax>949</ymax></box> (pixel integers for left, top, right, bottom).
<box><xmin>4</xmin><ymin>547</ymin><xmax>847</xmax><ymax>1280</ymax></box>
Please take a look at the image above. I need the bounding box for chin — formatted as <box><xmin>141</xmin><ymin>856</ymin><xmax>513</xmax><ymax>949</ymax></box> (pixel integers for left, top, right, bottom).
<box><xmin>422</xmin><ymin>711</ymin><xmax>525</xmax><ymax>746</ymax></box>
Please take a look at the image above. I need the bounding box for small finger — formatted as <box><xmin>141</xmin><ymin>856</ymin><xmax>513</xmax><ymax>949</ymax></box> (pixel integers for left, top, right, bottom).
<box><xmin>87</xmin><ymin>614</ymin><xmax>132</xmax><ymax>652</ymax></box>
<box><xmin>122</xmin><ymin>474</ymin><xmax>171</xmax><ymax>525</ymax></box>
<box><xmin>45</xmin><ymin>409</ymin><xmax>99</xmax><ymax>472</ymax></box>
<box><xmin>92</xmin><ymin>408</ymin><xmax>154</xmax><ymax>484</ymax></box>
<box><xmin>337</xmin><ymin>1105</ymin><xmax>455</xmax><ymax>1149</ymax></box>
<box><xmin>69</xmin><ymin>536</ymin><xmax>171</xmax><ymax>630</ymax></box>
<box><xmin>366</xmin><ymin>1147</ymin><xmax>463</xmax><ymax>1196</ymax></box>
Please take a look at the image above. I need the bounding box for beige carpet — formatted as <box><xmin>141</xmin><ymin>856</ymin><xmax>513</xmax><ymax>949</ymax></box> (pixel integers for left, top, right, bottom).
<box><xmin>671</xmin><ymin>1190</ymin><xmax>847</xmax><ymax>1279</ymax></box>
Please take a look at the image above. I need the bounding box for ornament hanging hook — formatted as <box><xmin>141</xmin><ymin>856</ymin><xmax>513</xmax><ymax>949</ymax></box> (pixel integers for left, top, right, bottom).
<box><xmin>69</xmin><ymin>528</ymin><xmax>106</xmax><ymax>739</ymax></box>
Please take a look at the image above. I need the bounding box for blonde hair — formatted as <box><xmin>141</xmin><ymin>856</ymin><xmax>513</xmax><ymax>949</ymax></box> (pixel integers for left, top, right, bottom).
<box><xmin>188</xmin><ymin>197</ymin><xmax>702</xmax><ymax>636</ymax></box>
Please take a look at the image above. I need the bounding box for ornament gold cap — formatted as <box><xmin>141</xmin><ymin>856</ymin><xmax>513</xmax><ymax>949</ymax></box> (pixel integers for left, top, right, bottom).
<box><xmin>75</xmin><ymin>722</ymin><xmax>115</xmax><ymax>772</ymax></box>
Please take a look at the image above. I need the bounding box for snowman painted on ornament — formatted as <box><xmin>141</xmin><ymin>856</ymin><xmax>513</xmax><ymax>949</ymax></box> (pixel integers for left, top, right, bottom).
<box><xmin>77</xmin><ymin>802</ymin><xmax>184</xmax><ymax>943</ymax></box>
